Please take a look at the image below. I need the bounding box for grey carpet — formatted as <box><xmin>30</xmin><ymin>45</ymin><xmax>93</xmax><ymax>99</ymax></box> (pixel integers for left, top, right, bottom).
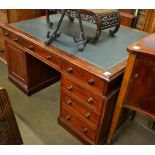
<box><xmin>0</xmin><ymin>60</ymin><xmax>155</xmax><ymax>144</ymax></box>
<box><xmin>0</xmin><ymin>60</ymin><xmax>81</xmax><ymax>144</ymax></box>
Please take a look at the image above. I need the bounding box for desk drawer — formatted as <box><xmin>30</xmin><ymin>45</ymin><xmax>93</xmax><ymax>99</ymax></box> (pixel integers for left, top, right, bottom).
<box><xmin>23</xmin><ymin>40</ymin><xmax>61</xmax><ymax>70</ymax></box>
<box><xmin>61</xmin><ymin>105</ymin><xmax>97</xmax><ymax>141</ymax></box>
<box><xmin>62</xmin><ymin>76</ymin><xmax>104</xmax><ymax>113</ymax></box>
<box><xmin>62</xmin><ymin>92</ymin><xmax>100</xmax><ymax>127</ymax></box>
<box><xmin>3</xmin><ymin>29</ymin><xmax>61</xmax><ymax>70</ymax></box>
<box><xmin>35</xmin><ymin>48</ymin><xmax>61</xmax><ymax>70</ymax></box>
<box><xmin>62</xmin><ymin>61</ymin><xmax>105</xmax><ymax>93</ymax></box>
<box><xmin>3</xmin><ymin>29</ymin><xmax>24</xmax><ymax>46</ymax></box>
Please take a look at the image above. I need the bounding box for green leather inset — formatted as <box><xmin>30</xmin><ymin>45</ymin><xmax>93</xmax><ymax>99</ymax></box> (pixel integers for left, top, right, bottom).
<box><xmin>12</xmin><ymin>15</ymin><xmax>147</xmax><ymax>70</ymax></box>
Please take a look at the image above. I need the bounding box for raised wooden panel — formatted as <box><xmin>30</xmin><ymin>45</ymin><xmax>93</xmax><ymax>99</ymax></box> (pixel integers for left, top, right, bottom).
<box><xmin>124</xmin><ymin>57</ymin><xmax>155</xmax><ymax>118</ymax></box>
<box><xmin>5</xmin><ymin>40</ymin><xmax>27</xmax><ymax>85</ymax></box>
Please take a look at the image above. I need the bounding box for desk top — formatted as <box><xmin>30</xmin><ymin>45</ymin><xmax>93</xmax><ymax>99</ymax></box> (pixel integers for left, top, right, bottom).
<box><xmin>2</xmin><ymin>15</ymin><xmax>147</xmax><ymax>81</ymax></box>
<box><xmin>12</xmin><ymin>15</ymin><xmax>147</xmax><ymax>69</ymax></box>
<box><xmin>128</xmin><ymin>33</ymin><xmax>155</xmax><ymax>57</ymax></box>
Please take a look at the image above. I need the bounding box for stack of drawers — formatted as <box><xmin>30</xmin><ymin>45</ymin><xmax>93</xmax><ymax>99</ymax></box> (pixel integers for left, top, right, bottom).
<box><xmin>59</xmin><ymin>60</ymin><xmax>106</xmax><ymax>144</ymax></box>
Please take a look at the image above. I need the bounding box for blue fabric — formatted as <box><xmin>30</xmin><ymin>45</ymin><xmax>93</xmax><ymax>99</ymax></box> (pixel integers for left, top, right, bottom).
<box><xmin>12</xmin><ymin>15</ymin><xmax>147</xmax><ymax>70</ymax></box>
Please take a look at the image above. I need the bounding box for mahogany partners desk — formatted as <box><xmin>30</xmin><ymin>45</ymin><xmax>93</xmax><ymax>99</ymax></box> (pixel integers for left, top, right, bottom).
<box><xmin>0</xmin><ymin>15</ymin><xmax>147</xmax><ymax>144</ymax></box>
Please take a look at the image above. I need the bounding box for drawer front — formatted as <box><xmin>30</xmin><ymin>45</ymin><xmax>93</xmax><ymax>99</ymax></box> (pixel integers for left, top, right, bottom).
<box><xmin>3</xmin><ymin>29</ymin><xmax>24</xmax><ymax>46</ymax></box>
<box><xmin>24</xmin><ymin>39</ymin><xmax>61</xmax><ymax>70</ymax></box>
<box><xmin>62</xmin><ymin>76</ymin><xmax>104</xmax><ymax>113</ymax></box>
<box><xmin>5</xmin><ymin>40</ymin><xmax>27</xmax><ymax>85</ymax></box>
<box><xmin>33</xmin><ymin>47</ymin><xmax>60</xmax><ymax>69</ymax></box>
<box><xmin>20</xmin><ymin>34</ymin><xmax>61</xmax><ymax>70</ymax></box>
<box><xmin>62</xmin><ymin>61</ymin><xmax>105</xmax><ymax>93</ymax></box>
<box><xmin>3</xmin><ymin>29</ymin><xmax>61</xmax><ymax>70</ymax></box>
<box><xmin>62</xmin><ymin>92</ymin><xmax>100</xmax><ymax>127</ymax></box>
<box><xmin>61</xmin><ymin>105</ymin><xmax>97</xmax><ymax>141</ymax></box>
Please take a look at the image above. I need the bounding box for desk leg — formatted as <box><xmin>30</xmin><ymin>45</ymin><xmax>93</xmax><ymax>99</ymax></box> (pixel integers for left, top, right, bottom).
<box><xmin>107</xmin><ymin>53</ymin><xmax>136</xmax><ymax>144</ymax></box>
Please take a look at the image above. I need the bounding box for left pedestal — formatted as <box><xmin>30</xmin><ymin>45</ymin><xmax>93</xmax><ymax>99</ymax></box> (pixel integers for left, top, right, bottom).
<box><xmin>4</xmin><ymin>39</ymin><xmax>60</xmax><ymax>96</ymax></box>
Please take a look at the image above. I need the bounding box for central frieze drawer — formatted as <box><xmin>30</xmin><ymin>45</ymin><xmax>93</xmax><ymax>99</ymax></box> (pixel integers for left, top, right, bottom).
<box><xmin>24</xmin><ymin>39</ymin><xmax>61</xmax><ymax>70</ymax></box>
<box><xmin>61</xmin><ymin>105</ymin><xmax>97</xmax><ymax>141</ymax></box>
<box><xmin>62</xmin><ymin>60</ymin><xmax>105</xmax><ymax>93</ymax></box>
<box><xmin>62</xmin><ymin>76</ymin><xmax>104</xmax><ymax>113</ymax></box>
<box><xmin>62</xmin><ymin>92</ymin><xmax>100</xmax><ymax>127</ymax></box>
<box><xmin>35</xmin><ymin>49</ymin><xmax>61</xmax><ymax>70</ymax></box>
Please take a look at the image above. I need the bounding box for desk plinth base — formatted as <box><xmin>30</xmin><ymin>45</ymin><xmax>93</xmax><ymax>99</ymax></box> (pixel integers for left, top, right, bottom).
<box><xmin>8</xmin><ymin>73</ymin><xmax>60</xmax><ymax>96</ymax></box>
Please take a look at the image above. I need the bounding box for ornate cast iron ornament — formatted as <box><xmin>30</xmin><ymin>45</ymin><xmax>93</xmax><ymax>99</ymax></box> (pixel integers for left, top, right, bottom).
<box><xmin>45</xmin><ymin>9</ymin><xmax>120</xmax><ymax>51</ymax></box>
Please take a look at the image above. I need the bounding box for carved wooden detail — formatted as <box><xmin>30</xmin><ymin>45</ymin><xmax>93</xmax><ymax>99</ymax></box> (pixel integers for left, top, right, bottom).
<box><xmin>0</xmin><ymin>87</ymin><xmax>23</xmax><ymax>144</ymax></box>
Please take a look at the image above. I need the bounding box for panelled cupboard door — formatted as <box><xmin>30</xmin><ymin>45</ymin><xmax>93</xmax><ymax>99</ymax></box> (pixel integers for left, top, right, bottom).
<box><xmin>5</xmin><ymin>40</ymin><xmax>28</xmax><ymax>85</ymax></box>
<box><xmin>124</xmin><ymin>57</ymin><xmax>155</xmax><ymax>119</ymax></box>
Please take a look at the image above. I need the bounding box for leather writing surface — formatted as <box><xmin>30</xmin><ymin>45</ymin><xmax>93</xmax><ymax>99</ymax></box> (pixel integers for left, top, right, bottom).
<box><xmin>12</xmin><ymin>15</ymin><xmax>147</xmax><ymax>70</ymax></box>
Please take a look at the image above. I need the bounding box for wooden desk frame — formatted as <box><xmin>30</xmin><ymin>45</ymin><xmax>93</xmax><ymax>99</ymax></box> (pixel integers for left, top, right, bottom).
<box><xmin>0</xmin><ymin>18</ymin><xmax>144</xmax><ymax>144</ymax></box>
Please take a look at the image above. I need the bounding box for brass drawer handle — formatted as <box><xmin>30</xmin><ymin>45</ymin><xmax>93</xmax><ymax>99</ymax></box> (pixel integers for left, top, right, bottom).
<box><xmin>67</xmin><ymin>67</ymin><xmax>73</xmax><ymax>73</ymax></box>
<box><xmin>13</xmin><ymin>38</ymin><xmax>18</xmax><ymax>42</ymax></box>
<box><xmin>28</xmin><ymin>45</ymin><xmax>33</xmax><ymax>50</ymax></box>
<box><xmin>45</xmin><ymin>55</ymin><xmax>52</xmax><ymax>60</ymax></box>
<box><xmin>83</xmin><ymin>128</ymin><xmax>88</xmax><ymax>133</ymax></box>
<box><xmin>66</xmin><ymin>115</ymin><xmax>71</xmax><ymax>121</ymax></box>
<box><xmin>4</xmin><ymin>32</ymin><xmax>9</xmax><ymax>36</ymax></box>
<box><xmin>87</xmin><ymin>97</ymin><xmax>93</xmax><ymax>103</ymax></box>
<box><xmin>85</xmin><ymin>112</ymin><xmax>90</xmax><ymax>119</ymax></box>
<box><xmin>67</xmin><ymin>85</ymin><xmax>73</xmax><ymax>91</ymax></box>
<box><xmin>66</xmin><ymin>99</ymin><xmax>72</xmax><ymax>105</ymax></box>
<box><xmin>88</xmin><ymin>79</ymin><xmax>94</xmax><ymax>85</ymax></box>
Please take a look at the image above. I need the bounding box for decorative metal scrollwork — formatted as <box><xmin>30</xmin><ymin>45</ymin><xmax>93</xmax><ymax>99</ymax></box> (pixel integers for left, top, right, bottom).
<box><xmin>45</xmin><ymin>9</ymin><xmax>120</xmax><ymax>51</ymax></box>
<box><xmin>45</xmin><ymin>9</ymin><xmax>88</xmax><ymax>51</ymax></box>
